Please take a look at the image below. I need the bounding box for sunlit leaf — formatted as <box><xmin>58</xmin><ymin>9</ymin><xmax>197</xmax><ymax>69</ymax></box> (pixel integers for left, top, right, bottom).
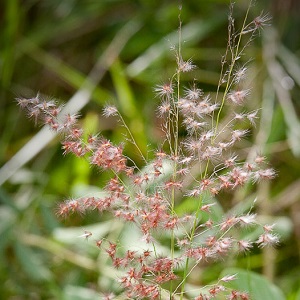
<box><xmin>221</xmin><ymin>268</ymin><xmax>286</xmax><ymax>300</ymax></box>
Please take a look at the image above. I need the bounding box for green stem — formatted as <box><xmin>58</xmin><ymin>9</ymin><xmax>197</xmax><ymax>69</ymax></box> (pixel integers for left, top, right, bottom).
<box><xmin>214</xmin><ymin>3</ymin><xmax>251</xmax><ymax>138</ymax></box>
<box><xmin>170</xmin><ymin>14</ymin><xmax>182</xmax><ymax>300</ymax></box>
<box><xmin>118</xmin><ymin>112</ymin><xmax>147</xmax><ymax>163</ymax></box>
<box><xmin>179</xmin><ymin>166</ymin><xmax>208</xmax><ymax>299</ymax></box>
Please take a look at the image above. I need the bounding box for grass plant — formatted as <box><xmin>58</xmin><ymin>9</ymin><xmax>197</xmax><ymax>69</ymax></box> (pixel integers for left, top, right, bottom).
<box><xmin>1</xmin><ymin>1</ymin><xmax>299</xmax><ymax>299</ymax></box>
<box><xmin>15</xmin><ymin>2</ymin><xmax>279</xmax><ymax>299</ymax></box>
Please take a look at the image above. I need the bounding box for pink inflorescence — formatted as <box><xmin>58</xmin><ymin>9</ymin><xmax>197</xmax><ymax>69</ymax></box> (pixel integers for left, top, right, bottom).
<box><xmin>17</xmin><ymin>5</ymin><xmax>276</xmax><ymax>299</ymax></box>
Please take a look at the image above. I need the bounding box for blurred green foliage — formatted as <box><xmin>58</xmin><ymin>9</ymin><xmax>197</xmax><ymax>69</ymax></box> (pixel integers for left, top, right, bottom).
<box><xmin>1</xmin><ymin>0</ymin><xmax>300</xmax><ymax>299</ymax></box>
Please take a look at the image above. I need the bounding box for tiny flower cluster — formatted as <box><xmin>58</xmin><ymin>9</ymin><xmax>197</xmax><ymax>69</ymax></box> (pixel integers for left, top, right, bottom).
<box><xmin>17</xmin><ymin>5</ymin><xmax>276</xmax><ymax>300</ymax></box>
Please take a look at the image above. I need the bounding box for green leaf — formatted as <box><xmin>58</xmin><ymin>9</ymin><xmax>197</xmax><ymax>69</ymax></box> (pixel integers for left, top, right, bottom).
<box><xmin>0</xmin><ymin>212</ymin><xmax>14</xmax><ymax>260</ymax></box>
<box><xmin>14</xmin><ymin>241</ymin><xmax>52</xmax><ymax>282</ymax></box>
<box><xmin>53</xmin><ymin>221</ymin><xmax>116</xmax><ymax>245</ymax></box>
<box><xmin>0</xmin><ymin>187</ymin><xmax>19</xmax><ymax>213</ymax></box>
<box><xmin>63</xmin><ymin>285</ymin><xmax>100</xmax><ymax>300</ymax></box>
<box><xmin>296</xmin><ymin>287</ymin><xmax>300</xmax><ymax>300</ymax></box>
<box><xmin>221</xmin><ymin>268</ymin><xmax>286</xmax><ymax>300</ymax></box>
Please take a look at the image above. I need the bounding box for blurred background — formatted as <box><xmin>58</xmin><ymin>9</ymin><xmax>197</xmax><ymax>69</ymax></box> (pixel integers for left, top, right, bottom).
<box><xmin>0</xmin><ymin>0</ymin><xmax>299</xmax><ymax>299</ymax></box>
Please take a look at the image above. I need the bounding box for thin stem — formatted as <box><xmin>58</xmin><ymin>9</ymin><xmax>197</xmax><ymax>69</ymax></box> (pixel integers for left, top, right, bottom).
<box><xmin>170</xmin><ymin>11</ymin><xmax>182</xmax><ymax>300</ymax></box>
<box><xmin>179</xmin><ymin>170</ymin><xmax>208</xmax><ymax>298</ymax></box>
<box><xmin>117</xmin><ymin>112</ymin><xmax>147</xmax><ymax>163</ymax></box>
<box><xmin>212</xmin><ymin>3</ymin><xmax>233</xmax><ymax>129</ymax></box>
<box><xmin>214</xmin><ymin>3</ymin><xmax>252</xmax><ymax>139</ymax></box>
